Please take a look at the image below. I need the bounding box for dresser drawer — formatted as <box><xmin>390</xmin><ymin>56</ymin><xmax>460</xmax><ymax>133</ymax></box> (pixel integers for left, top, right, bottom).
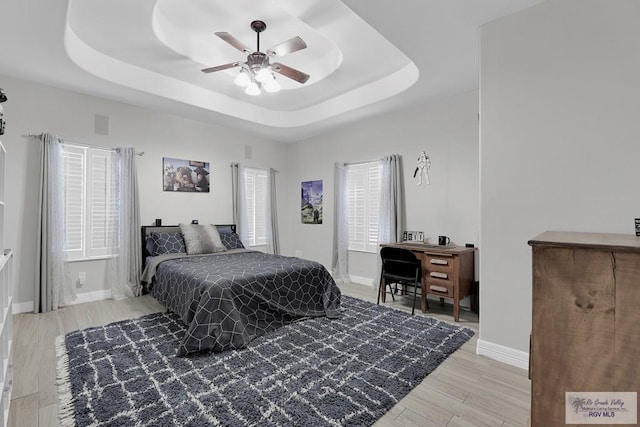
<box><xmin>426</xmin><ymin>282</ymin><xmax>455</xmax><ymax>298</ymax></box>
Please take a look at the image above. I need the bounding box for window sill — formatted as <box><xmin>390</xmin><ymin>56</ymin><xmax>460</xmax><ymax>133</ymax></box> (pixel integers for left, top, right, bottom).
<box><xmin>66</xmin><ymin>255</ymin><xmax>116</xmax><ymax>263</ymax></box>
<box><xmin>347</xmin><ymin>249</ymin><xmax>378</xmax><ymax>254</ymax></box>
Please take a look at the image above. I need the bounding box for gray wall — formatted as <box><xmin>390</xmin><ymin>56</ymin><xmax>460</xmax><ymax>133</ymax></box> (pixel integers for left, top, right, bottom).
<box><xmin>479</xmin><ymin>0</ymin><xmax>640</xmax><ymax>357</ymax></box>
<box><xmin>286</xmin><ymin>90</ymin><xmax>480</xmax><ymax>286</ymax></box>
<box><xmin>0</xmin><ymin>74</ymin><xmax>290</xmax><ymax>309</ymax></box>
<box><xmin>1</xmin><ymin>73</ymin><xmax>480</xmax><ymax>311</ymax></box>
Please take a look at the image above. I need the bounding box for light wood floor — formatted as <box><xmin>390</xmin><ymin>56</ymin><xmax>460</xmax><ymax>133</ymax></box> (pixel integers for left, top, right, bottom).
<box><xmin>8</xmin><ymin>283</ymin><xmax>531</xmax><ymax>426</ymax></box>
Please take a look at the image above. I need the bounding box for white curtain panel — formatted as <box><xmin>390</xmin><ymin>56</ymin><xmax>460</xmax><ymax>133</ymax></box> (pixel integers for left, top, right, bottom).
<box><xmin>230</xmin><ymin>163</ymin><xmax>249</xmax><ymax>244</ymax></box>
<box><xmin>378</xmin><ymin>154</ymin><xmax>404</xmax><ymax>245</ymax></box>
<box><xmin>34</xmin><ymin>133</ymin><xmax>75</xmax><ymax>312</ymax></box>
<box><xmin>266</xmin><ymin>168</ymin><xmax>280</xmax><ymax>255</ymax></box>
<box><xmin>107</xmin><ymin>147</ymin><xmax>141</xmax><ymax>299</ymax></box>
<box><xmin>331</xmin><ymin>162</ymin><xmax>350</xmax><ymax>284</ymax></box>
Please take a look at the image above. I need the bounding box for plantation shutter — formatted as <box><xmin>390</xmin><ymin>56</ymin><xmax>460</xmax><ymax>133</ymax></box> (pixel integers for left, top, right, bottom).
<box><xmin>346</xmin><ymin>165</ymin><xmax>366</xmax><ymax>251</ymax></box>
<box><xmin>346</xmin><ymin>161</ymin><xmax>382</xmax><ymax>252</ymax></box>
<box><xmin>243</xmin><ymin>168</ymin><xmax>268</xmax><ymax>246</ymax></box>
<box><xmin>87</xmin><ymin>149</ymin><xmax>116</xmax><ymax>257</ymax></box>
<box><xmin>62</xmin><ymin>144</ymin><xmax>117</xmax><ymax>260</ymax></box>
<box><xmin>63</xmin><ymin>145</ymin><xmax>85</xmax><ymax>259</ymax></box>
<box><xmin>244</xmin><ymin>170</ymin><xmax>256</xmax><ymax>245</ymax></box>
<box><xmin>254</xmin><ymin>169</ymin><xmax>268</xmax><ymax>246</ymax></box>
<box><xmin>367</xmin><ymin>164</ymin><xmax>381</xmax><ymax>249</ymax></box>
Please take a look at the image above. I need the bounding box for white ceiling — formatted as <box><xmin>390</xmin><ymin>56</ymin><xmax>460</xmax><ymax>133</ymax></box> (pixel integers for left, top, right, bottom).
<box><xmin>0</xmin><ymin>0</ymin><xmax>542</xmax><ymax>142</ymax></box>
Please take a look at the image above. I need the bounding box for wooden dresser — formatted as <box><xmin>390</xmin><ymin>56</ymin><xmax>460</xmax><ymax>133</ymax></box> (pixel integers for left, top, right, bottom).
<box><xmin>380</xmin><ymin>243</ymin><xmax>476</xmax><ymax>321</ymax></box>
<box><xmin>529</xmin><ymin>231</ymin><xmax>640</xmax><ymax>426</ymax></box>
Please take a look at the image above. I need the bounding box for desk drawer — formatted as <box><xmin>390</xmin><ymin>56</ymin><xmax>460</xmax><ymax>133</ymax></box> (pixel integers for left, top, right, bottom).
<box><xmin>426</xmin><ymin>282</ymin><xmax>454</xmax><ymax>298</ymax></box>
<box><xmin>427</xmin><ymin>271</ymin><xmax>451</xmax><ymax>281</ymax></box>
<box><xmin>425</xmin><ymin>255</ymin><xmax>455</xmax><ymax>272</ymax></box>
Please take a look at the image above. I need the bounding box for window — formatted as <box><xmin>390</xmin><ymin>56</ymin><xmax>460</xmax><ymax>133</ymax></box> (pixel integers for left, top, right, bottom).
<box><xmin>243</xmin><ymin>167</ymin><xmax>268</xmax><ymax>247</ymax></box>
<box><xmin>346</xmin><ymin>161</ymin><xmax>382</xmax><ymax>252</ymax></box>
<box><xmin>63</xmin><ymin>144</ymin><xmax>117</xmax><ymax>260</ymax></box>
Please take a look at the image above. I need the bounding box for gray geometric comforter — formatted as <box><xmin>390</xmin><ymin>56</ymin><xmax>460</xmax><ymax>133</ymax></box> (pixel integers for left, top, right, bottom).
<box><xmin>151</xmin><ymin>251</ymin><xmax>342</xmax><ymax>356</ymax></box>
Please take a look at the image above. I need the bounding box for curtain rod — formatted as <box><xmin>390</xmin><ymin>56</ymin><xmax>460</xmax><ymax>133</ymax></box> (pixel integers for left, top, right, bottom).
<box><xmin>343</xmin><ymin>154</ymin><xmax>399</xmax><ymax>166</ymax></box>
<box><xmin>230</xmin><ymin>163</ymin><xmax>279</xmax><ymax>173</ymax></box>
<box><xmin>26</xmin><ymin>133</ymin><xmax>144</xmax><ymax>156</ymax></box>
<box><xmin>343</xmin><ymin>159</ymin><xmax>380</xmax><ymax>166</ymax></box>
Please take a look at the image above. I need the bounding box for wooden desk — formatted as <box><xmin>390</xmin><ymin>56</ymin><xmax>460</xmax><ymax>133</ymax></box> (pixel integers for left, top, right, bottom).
<box><xmin>380</xmin><ymin>242</ymin><xmax>476</xmax><ymax>321</ymax></box>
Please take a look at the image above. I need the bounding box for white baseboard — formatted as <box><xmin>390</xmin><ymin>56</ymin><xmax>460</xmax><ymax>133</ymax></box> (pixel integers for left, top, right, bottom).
<box><xmin>13</xmin><ymin>301</ymin><xmax>33</xmax><ymax>314</ymax></box>
<box><xmin>349</xmin><ymin>275</ymin><xmax>375</xmax><ymax>286</ymax></box>
<box><xmin>73</xmin><ymin>289</ymin><xmax>112</xmax><ymax>305</ymax></box>
<box><xmin>13</xmin><ymin>289</ymin><xmax>112</xmax><ymax>314</ymax></box>
<box><xmin>476</xmin><ymin>338</ymin><xmax>529</xmax><ymax>370</ymax></box>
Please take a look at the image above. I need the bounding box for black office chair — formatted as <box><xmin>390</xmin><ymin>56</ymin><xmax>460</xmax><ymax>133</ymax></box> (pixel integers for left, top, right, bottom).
<box><xmin>377</xmin><ymin>247</ymin><xmax>426</xmax><ymax>315</ymax></box>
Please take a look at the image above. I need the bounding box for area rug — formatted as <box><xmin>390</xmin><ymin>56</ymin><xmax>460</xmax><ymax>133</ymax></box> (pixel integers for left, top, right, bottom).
<box><xmin>57</xmin><ymin>295</ymin><xmax>474</xmax><ymax>426</ymax></box>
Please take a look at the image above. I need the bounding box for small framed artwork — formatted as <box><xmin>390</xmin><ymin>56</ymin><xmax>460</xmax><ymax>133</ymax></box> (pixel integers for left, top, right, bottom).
<box><xmin>301</xmin><ymin>180</ymin><xmax>323</xmax><ymax>224</ymax></box>
<box><xmin>163</xmin><ymin>157</ymin><xmax>210</xmax><ymax>192</ymax></box>
<box><xmin>402</xmin><ymin>231</ymin><xmax>424</xmax><ymax>242</ymax></box>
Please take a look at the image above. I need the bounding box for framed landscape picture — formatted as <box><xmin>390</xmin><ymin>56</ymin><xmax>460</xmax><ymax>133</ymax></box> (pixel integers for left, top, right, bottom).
<box><xmin>163</xmin><ymin>157</ymin><xmax>210</xmax><ymax>192</ymax></box>
<box><xmin>301</xmin><ymin>180</ymin><xmax>323</xmax><ymax>224</ymax></box>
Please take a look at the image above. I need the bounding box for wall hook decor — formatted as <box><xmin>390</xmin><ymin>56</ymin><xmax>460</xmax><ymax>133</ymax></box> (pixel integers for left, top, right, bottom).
<box><xmin>414</xmin><ymin>151</ymin><xmax>431</xmax><ymax>185</ymax></box>
<box><xmin>0</xmin><ymin>88</ymin><xmax>6</xmax><ymax>135</ymax></box>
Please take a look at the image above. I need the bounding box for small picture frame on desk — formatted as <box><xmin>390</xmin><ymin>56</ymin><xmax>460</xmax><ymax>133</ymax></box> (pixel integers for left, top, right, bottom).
<box><xmin>402</xmin><ymin>231</ymin><xmax>424</xmax><ymax>242</ymax></box>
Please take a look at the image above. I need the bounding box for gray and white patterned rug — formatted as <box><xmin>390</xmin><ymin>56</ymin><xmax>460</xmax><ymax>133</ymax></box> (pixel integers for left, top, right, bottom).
<box><xmin>57</xmin><ymin>295</ymin><xmax>474</xmax><ymax>426</ymax></box>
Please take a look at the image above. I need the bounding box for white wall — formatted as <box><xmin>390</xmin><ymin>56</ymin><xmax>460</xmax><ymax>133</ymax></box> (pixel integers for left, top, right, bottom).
<box><xmin>1</xmin><ymin>73</ymin><xmax>479</xmax><ymax>311</ymax></box>
<box><xmin>0</xmin><ymin>74</ymin><xmax>290</xmax><ymax>308</ymax></box>
<box><xmin>286</xmin><ymin>90</ymin><xmax>480</xmax><ymax>286</ymax></box>
<box><xmin>479</xmin><ymin>0</ymin><xmax>640</xmax><ymax>361</ymax></box>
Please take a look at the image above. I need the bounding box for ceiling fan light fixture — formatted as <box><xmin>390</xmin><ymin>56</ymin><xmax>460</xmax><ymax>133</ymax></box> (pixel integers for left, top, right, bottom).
<box><xmin>234</xmin><ymin>70</ymin><xmax>251</xmax><ymax>87</ymax></box>
<box><xmin>245</xmin><ymin>81</ymin><xmax>261</xmax><ymax>96</ymax></box>
<box><xmin>264</xmin><ymin>76</ymin><xmax>280</xmax><ymax>93</ymax></box>
<box><xmin>255</xmin><ymin>67</ymin><xmax>272</xmax><ymax>83</ymax></box>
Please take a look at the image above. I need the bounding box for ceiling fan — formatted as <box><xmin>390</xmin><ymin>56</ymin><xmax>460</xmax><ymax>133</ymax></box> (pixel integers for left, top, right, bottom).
<box><xmin>201</xmin><ymin>20</ymin><xmax>310</xmax><ymax>96</ymax></box>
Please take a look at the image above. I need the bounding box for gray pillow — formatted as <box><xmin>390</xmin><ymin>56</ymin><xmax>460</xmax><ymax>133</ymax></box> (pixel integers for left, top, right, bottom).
<box><xmin>151</xmin><ymin>231</ymin><xmax>186</xmax><ymax>255</ymax></box>
<box><xmin>179</xmin><ymin>223</ymin><xmax>226</xmax><ymax>255</ymax></box>
<box><xmin>219</xmin><ymin>231</ymin><xmax>245</xmax><ymax>250</ymax></box>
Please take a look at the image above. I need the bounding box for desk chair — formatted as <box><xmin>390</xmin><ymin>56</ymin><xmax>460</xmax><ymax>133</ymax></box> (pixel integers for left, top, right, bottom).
<box><xmin>377</xmin><ymin>247</ymin><xmax>427</xmax><ymax>315</ymax></box>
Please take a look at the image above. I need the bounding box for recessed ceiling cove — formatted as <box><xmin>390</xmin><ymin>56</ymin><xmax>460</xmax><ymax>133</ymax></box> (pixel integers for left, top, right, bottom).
<box><xmin>65</xmin><ymin>0</ymin><xmax>418</xmax><ymax>128</ymax></box>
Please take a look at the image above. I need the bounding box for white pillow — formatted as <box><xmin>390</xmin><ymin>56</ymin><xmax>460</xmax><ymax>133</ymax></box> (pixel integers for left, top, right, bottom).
<box><xmin>178</xmin><ymin>223</ymin><xmax>227</xmax><ymax>255</ymax></box>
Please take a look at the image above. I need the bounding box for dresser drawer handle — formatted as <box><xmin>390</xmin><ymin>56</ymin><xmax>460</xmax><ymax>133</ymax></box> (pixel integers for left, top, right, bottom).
<box><xmin>430</xmin><ymin>272</ymin><xmax>448</xmax><ymax>279</ymax></box>
<box><xmin>430</xmin><ymin>259</ymin><xmax>448</xmax><ymax>265</ymax></box>
<box><xmin>430</xmin><ymin>285</ymin><xmax>448</xmax><ymax>293</ymax></box>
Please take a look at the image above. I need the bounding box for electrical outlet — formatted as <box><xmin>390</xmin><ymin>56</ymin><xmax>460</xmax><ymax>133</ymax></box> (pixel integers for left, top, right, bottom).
<box><xmin>78</xmin><ymin>272</ymin><xmax>86</xmax><ymax>287</ymax></box>
<box><xmin>635</xmin><ymin>218</ymin><xmax>640</xmax><ymax>236</ymax></box>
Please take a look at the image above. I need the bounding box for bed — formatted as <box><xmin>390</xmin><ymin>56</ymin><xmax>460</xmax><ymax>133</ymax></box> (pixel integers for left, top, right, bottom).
<box><xmin>140</xmin><ymin>224</ymin><xmax>341</xmax><ymax>356</ymax></box>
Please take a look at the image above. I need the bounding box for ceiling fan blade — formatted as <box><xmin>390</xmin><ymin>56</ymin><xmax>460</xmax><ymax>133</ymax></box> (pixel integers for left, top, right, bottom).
<box><xmin>201</xmin><ymin>62</ymin><xmax>241</xmax><ymax>73</ymax></box>
<box><xmin>272</xmin><ymin>62</ymin><xmax>310</xmax><ymax>84</ymax></box>
<box><xmin>267</xmin><ymin>36</ymin><xmax>307</xmax><ymax>57</ymax></box>
<box><xmin>215</xmin><ymin>32</ymin><xmax>252</xmax><ymax>53</ymax></box>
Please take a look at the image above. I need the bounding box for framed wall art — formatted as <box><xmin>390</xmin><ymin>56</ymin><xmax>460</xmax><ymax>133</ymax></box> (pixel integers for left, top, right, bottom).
<box><xmin>301</xmin><ymin>180</ymin><xmax>323</xmax><ymax>224</ymax></box>
<box><xmin>163</xmin><ymin>157</ymin><xmax>210</xmax><ymax>192</ymax></box>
